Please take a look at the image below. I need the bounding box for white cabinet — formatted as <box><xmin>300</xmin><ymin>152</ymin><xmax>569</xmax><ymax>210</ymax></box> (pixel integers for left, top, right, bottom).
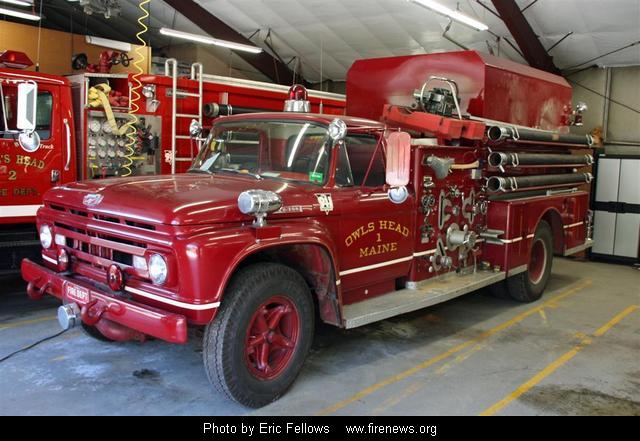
<box><xmin>591</xmin><ymin>156</ymin><xmax>640</xmax><ymax>261</ymax></box>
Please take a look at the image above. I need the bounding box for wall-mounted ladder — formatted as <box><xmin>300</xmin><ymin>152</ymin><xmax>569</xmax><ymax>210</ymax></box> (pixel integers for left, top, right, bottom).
<box><xmin>164</xmin><ymin>59</ymin><xmax>204</xmax><ymax>174</ymax></box>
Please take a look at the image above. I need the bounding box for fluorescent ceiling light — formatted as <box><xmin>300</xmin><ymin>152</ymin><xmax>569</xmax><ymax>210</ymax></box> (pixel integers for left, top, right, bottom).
<box><xmin>408</xmin><ymin>0</ymin><xmax>489</xmax><ymax>31</ymax></box>
<box><xmin>159</xmin><ymin>28</ymin><xmax>263</xmax><ymax>54</ymax></box>
<box><xmin>0</xmin><ymin>5</ymin><xmax>40</xmax><ymax>20</ymax></box>
<box><xmin>85</xmin><ymin>35</ymin><xmax>132</xmax><ymax>52</ymax></box>
<box><xmin>1</xmin><ymin>0</ymin><xmax>33</xmax><ymax>7</ymax></box>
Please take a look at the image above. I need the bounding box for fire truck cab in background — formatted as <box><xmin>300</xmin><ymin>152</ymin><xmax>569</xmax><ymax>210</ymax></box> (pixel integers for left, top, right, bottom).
<box><xmin>0</xmin><ymin>51</ymin><xmax>345</xmax><ymax>273</ymax></box>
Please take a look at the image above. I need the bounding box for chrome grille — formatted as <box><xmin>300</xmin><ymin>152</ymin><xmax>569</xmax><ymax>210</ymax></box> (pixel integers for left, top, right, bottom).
<box><xmin>47</xmin><ymin>203</ymin><xmax>154</xmax><ymax>269</ymax></box>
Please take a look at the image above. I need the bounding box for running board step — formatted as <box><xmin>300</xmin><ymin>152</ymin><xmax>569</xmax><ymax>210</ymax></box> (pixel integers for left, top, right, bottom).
<box><xmin>342</xmin><ymin>270</ymin><xmax>506</xmax><ymax>328</ymax></box>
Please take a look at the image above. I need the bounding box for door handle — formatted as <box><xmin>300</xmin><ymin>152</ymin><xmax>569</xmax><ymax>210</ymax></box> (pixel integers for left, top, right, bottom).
<box><xmin>63</xmin><ymin>118</ymin><xmax>71</xmax><ymax>171</ymax></box>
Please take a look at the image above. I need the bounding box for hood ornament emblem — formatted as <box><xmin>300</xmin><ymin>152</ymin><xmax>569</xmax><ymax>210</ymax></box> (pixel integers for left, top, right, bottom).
<box><xmin>83</xmin><ymin>193</ymin><xmax>104</xmax><ymax>207</ymax></box>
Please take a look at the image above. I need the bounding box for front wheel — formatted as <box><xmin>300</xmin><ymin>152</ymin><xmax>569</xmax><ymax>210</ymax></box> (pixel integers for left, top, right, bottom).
<box><xmin>203</xmin><ymin>263</ymin><xmax>314</xmax><ymax>408</ymax></box>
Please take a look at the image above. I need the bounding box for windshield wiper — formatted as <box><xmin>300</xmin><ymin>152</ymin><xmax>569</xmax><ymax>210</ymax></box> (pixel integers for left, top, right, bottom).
<box><xmin>186</xmin><ymin>168</ymin><xmax>213</xmax><ymax>175</ymax></box>
<box><xmin>218</xmin><ymin>168</ymin><xmax>262</xmax><ymax>180</ymax></box>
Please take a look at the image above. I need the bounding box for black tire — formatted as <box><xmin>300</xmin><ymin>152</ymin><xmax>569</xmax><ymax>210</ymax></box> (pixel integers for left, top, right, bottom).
<box><xmin>505</xmin><ymin>220</ymin><xmax>554</xmax><ymax>303</ymax></box>
<box><xmin>81</xmin><ymin>323</ymin><xmax>116</xmax><ymax>342</ymax></box>
<box><xmin>203</xmin><ymin>263</ymin><xmax>314</xmax><ymax>408</ymax></box>
<box><xmin>487</xmin><ymin>280</ymin><xmax>510</xmax><ymax>299</ymax></box>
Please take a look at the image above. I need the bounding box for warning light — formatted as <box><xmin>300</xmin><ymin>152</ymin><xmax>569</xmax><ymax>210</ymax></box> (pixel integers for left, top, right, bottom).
<box><xmin>284</xmin><ymin>84</ymin><xmax>310</xmax><ymax>113</ymax></box>
<box><xmin>0</xmin><ymin>50</ymin><xmax>34</xmax><ymax>69</ymax></box>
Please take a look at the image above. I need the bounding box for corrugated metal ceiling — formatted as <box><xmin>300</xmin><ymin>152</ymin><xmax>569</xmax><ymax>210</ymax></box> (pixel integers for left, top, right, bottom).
<box><xmin>13</xmin><ymin>0</ymin><xmax>640</xmax><ymax>82</ymax></box>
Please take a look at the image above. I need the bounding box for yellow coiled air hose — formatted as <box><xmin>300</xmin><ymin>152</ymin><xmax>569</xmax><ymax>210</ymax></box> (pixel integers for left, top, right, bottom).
<box><xmin>120</xmin><ymin>0</ymin><xmax>150</xmax><ymax>177</ymax></box>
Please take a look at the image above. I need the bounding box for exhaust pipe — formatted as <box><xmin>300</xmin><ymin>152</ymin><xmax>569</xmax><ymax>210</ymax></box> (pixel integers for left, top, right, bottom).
<box><xmin>487</xmin><ymin>125</ymin><xmax>594</xmax><ymax>146</ymax></box>
<box><xmin>488</xmin><ymin>152</ymin><xmax>594</xmax><ymax>169</ymax></box>
<box><xmin>487</xmin><ymin>173</ymin><xmax>594</xmax><ymax>193</ymax></box>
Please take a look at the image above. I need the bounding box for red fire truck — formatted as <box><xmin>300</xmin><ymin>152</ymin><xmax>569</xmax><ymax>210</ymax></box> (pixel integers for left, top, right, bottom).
<box><xmin>0</xmin><ymin>51</ymin><xmax>345</xmax><ymax>273</ymax></box>
<box><xmin>21</xmin><ymin>50</ymin><xmax>594</xmax><ymax>407</ymax></box>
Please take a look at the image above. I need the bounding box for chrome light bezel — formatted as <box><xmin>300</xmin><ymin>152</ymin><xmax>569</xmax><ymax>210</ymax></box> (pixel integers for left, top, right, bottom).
<box><xmin>39</xmin><ymin>224</ymin><xmax>52</xmax><ymax>249</ymax></box>
<box><xmin>148</xmin><ymin>253</ymin><xmax>168</xmax><ymax>285</ymax></box>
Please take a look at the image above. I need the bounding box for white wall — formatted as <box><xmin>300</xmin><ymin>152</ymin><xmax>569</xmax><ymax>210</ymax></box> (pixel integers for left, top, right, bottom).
<box><xmin>569</xmin><ymin>65</ymin><xmax>640</xmax><ymax>155</ymax></box>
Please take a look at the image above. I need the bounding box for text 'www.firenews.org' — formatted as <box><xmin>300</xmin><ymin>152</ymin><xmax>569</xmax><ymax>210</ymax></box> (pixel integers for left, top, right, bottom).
<box><xmin>345</xmin><ymin>423</ymin><xmax>437</xmax><ymax>436</ymax></box>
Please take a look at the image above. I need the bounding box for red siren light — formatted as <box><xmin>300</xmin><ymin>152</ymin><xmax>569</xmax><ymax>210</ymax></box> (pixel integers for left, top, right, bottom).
<box><xmin>0</xmin><ymin>50</ymin><xmax>34</xmax><ymax>69</ymax></box>
<box><xmin>284</xmin><ymin>84</ymin><xmax>310</xmax><ymax>113</ymax></box>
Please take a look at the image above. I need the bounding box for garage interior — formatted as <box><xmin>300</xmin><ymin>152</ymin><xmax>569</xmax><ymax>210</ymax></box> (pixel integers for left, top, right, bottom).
<box><xmin>1</xmin><ymin>0</ymin><xmax>639</xmax><ymax>416</ymax></box>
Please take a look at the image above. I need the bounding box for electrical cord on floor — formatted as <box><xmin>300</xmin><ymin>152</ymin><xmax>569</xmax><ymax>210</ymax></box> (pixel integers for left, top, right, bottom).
<box><xmin>0</xmin><ymin>329</ymin><xmax>68</xmax><ymax>364</ymax></box>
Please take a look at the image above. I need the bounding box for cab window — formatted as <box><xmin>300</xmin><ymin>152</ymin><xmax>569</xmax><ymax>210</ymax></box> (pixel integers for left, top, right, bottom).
<box><xmin>336</xmin><ymin>134</ymin><xmax>385</xmax><ymax>188</ymax></box>
<box><xmin>0</xmin><ymin>85</ymin><xmax>53</xmax><ymax>140</ymax></box>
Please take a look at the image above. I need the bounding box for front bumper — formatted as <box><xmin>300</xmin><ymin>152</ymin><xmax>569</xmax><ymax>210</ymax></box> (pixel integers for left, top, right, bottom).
<box><xmin>21</xmin><ymin>259</ymin><xmax>188</xmax><ymax>344</ymax></box>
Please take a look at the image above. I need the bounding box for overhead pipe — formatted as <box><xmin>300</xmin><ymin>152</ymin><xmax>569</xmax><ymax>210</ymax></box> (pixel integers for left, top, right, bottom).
<box><xmin>204</xmin><ymin>103</ymin><xmax>270</xmax><ymax>118</ymax></box>
<box><xmin>486</xmin><ymin>125</ymin><xmax>594</xmax><ymax>146</ymax></box>
<box><xmin>488</xmin><ymin>151</ymin><xmax>594</xmax><ymax>169</ymax></box>
<box><xmin>487</xmin><ymin>173</ymin><xmax>593</xmax><ymax>193</ymax></box>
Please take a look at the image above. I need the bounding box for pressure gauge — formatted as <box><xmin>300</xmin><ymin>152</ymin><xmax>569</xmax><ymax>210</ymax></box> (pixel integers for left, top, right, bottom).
<box><xmin>116</xmin><ymin>149</ymin><xmax>125</xmax><ymax>157</ymax></box>
<box><xmin>89</xmin><ymin>119</ymin><xmax>101</xmax><ymax>133</ymax></box>
<box><xmin>117</xmin><ymin>138</ymin><xmax>126</xmax><ymax>147</ymax></box>
<box><xmin>88</xmin><ymin>137</ymin><xmax>97</xmax><ymax>146</ymax></box>
<box><xmin>102</xmin><ymin>120</ymin><xmax>114</xmax><ymax>134</ymax></box>
<box><xmin>88</xmin><ymin>148</ymin><xmax>97</xmax><ymax>158</ymax></box>
<box><xmin>107</xmin><ymin>137</ymin><xmax>116</xmax><ymax>147</ymax></box>
<box><xmin>98</xmin><ymin>137</ymin><xmax>107</xmax><ymax>147</ymax></box>
<box><xmin>97</xmin><ymin>148</ymin><xmax>107</xmax><ymax>158</ymax></box>
<box><xmin>107</xmin><ymin>148</ymin><xmax>116</xmax><ymax>158</ymax></box>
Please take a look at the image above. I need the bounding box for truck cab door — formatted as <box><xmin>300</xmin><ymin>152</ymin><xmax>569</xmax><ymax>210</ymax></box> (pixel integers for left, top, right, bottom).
<box><xmin>333</xmin><ymin>134</ymin><xmax>415</xmax><ymax>304</ymax></box>
<box><xmin>0</xmin><ymin>82</ymin><xmax>64</xmax><ymax>222</ymax></box>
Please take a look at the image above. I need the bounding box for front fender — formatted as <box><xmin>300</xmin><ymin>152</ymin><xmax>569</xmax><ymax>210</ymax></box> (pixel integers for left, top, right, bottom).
<box><xmin>177</xmin><ymin>220</ymin><xmax>341</xmax><ymax>322</ymax></box>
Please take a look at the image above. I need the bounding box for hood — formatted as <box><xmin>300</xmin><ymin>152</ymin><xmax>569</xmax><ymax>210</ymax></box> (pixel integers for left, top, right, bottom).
<box><xmin>44</xmin><ymin>174</ymin><xmax>319</xmax><ymax>226</ymax></box>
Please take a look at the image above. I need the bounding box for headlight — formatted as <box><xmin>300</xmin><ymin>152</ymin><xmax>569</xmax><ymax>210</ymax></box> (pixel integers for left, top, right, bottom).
<box><xmin>39</xmin><ymin>224</ymin><xmax>52</xmax><ymax>249</ymax></box>
<box><xmin>148</xmin><ymin>254</ymin><xmax>168</xmax><ymax>285</ymax></box>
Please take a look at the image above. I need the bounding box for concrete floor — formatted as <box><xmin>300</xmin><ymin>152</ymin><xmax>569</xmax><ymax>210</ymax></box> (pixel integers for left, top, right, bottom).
<box><xmin>0</xmin><ymin>258</ymin><xmax>638</xmax><ymax>416</ymax></box>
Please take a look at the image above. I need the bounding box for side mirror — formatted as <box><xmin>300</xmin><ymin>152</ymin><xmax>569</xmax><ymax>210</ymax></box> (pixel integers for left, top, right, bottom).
<box><xmin>385</xmin><ymin>131</ymin><xmax>411</xmax><ymax>204</ymax></box>
<box><xmin>17</xmin><ymin>82</ymin><xmax>37</xmax><ymax>131</ymax></box>
<box><xmin>16</xmin><ymin>82</ymin><xmax>41</xmax><ymax>152</ymax></box>
<box><xmin>189</xmin><ymin>119</ymin><xmax>203</xmax><ymax>137</ymax></box>
<box><xmin>18</xmin><ymin>131</ymin><xmax>41</xmax><ymax>153</ymax></box>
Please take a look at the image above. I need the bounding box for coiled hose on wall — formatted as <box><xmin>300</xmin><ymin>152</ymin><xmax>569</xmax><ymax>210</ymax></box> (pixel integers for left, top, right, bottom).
<box><xmin>120</xmin><ymin>0</ymin><xmax>150</xmax><ymax>177</ymax></box>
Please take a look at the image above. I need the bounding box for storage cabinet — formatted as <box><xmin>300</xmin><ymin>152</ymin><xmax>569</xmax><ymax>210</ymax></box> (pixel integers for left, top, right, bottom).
<box><xmin>591</xmin><ymin>155</ymin><xmax>640</xmax><ymax>262</ymax></box>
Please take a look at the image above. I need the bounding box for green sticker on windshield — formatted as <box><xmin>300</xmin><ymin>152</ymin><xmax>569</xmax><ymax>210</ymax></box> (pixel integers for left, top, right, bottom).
<box><xmin>309</xmin><ymin>171</ymin><xmax>324</xmax><ymax>184</ymax></box>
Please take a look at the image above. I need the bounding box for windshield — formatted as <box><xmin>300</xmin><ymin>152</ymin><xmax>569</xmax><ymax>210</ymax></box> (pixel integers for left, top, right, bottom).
<box><xmin>189</xmin><ymin>120</ymin><xmax>332</xmax><ymax>185</ymax></box>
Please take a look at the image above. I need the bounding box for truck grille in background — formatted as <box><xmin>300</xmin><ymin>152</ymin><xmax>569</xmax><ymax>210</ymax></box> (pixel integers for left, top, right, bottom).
<box><xmin>47</xmin><ymin>203</ymin><xmax>154</xmax><ymax>268</ymax></box>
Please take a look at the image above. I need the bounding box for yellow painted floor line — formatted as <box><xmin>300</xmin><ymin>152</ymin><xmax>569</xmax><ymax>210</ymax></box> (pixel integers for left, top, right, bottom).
<box><xmin>0</xmin><ymin>315</ymin><xmax>56</xmax><ymax>331</ymax></box>
<box><xmin>316</xmin><ymin>278</ymin><xmax>592</xmax><ymax>415</ymax></box>
<box><xmin>479</xmin><ymin>304</ymin><xmax>638</xmax><ymax>416</ymax></box>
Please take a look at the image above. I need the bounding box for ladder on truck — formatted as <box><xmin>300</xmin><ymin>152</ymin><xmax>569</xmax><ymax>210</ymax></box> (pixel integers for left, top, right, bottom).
<box><xmin>164</xmin><ymin>59</ymin><xmax>203</xmax><ymax>174</ymax></box>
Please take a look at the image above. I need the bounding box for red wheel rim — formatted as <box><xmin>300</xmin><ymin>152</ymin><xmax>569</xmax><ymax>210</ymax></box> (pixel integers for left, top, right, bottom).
<box><xmin>529</xmin><ymin>238</ymin><xmax>547</xmax><ymax>285</ymax></box>
<box><xmin>244</xmin><ymin>296</ymin><xmax>300</xmax><ymax>380</ymax></box>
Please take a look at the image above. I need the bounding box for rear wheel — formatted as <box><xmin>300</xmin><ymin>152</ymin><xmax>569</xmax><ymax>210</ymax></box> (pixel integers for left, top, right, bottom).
<box><xmin>506</xmin><ymin>220</ymin><xmax>554</xmax><ymax>303</ymax></box>
<box><xmin>203</xmin><ymin>263</ymin><xmax>314</xmax><ymax>408</ymax></box>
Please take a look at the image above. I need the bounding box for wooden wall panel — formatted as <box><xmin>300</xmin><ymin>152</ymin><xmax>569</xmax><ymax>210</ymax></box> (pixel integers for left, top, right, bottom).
<box><xmin>0</xmin><ymin>20</ymin><xmax>150</xmax><ymax>76</ymax></box>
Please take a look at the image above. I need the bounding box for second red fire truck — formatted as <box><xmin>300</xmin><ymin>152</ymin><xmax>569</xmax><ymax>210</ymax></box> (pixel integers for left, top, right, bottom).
<box><xmin>21</xmin><ymin>50</ymin><xmax>594</xmax><ymax>407</ymax></box>
<box><xmin>0</xmin><ymin>51</ymin><xmax>345</xmax><ymax>273</ymax></box>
